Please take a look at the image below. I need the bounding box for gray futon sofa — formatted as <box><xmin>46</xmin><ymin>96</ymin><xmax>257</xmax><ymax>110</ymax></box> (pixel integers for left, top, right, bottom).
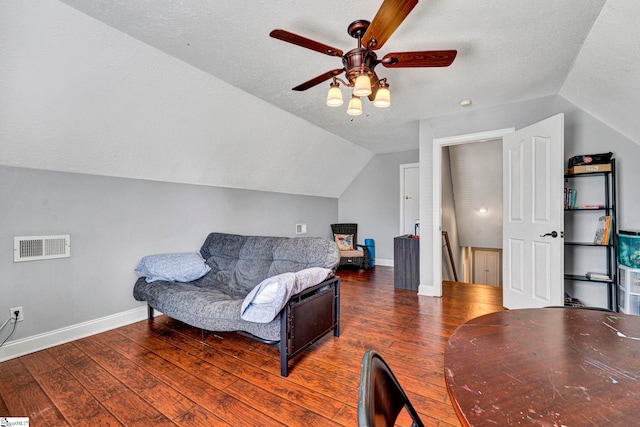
<box><xmin>133</xmin><ymin>232</ymin><xmax>340</xmax><ymax>376</ymax></box>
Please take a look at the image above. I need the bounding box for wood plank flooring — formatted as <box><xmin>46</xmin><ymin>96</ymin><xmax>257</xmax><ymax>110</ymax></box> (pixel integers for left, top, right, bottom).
<box><xmin>0</xmin><ymin>266</ymin><xmax>504</xmax><ymax>426</ymax></box>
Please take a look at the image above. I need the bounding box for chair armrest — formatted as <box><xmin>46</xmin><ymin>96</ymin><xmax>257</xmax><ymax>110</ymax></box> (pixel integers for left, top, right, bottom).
<box><xmin>354</xmin><ymin>244</ymin><xmax>370</xmax><ymax>269</ymax></box>
<box><xmin>355</xmin><ymin>244</ymin><xmax>370</xmax><ymax>257</ymax></box>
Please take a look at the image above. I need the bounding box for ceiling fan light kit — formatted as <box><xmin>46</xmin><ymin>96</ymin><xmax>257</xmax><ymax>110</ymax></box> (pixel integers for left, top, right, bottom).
<box><xmin>373</xmin><ymin>80</ymin><xmax>391</xmax><ymax>108</ymax></box>
<box><xmin>326</xmin><ymin>82</ymin><xmax>344</xmax><ymax>107</ymax></box>
<box><xmin>270</xmin><ymin>0</ymin><xmax>457</xmax><ymax>116</ymax></box>
<box><xmin>353</xmin><ymin>74</ymin><xmax>373</xmax><ymax>97</ymax></box>
<box><xmin>347</xmin><ymin>95</ymin><xmax>363</xmax><ymax>116</ymax></box>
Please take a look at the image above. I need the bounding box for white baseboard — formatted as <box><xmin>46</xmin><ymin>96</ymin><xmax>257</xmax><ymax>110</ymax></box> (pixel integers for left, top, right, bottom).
<box><xmin>375</xmin><ymin>258</ymin><xmax>394</xmax><ymax>267</ymax></box>
<box><xmin>0</xmin><ymin>305</ymin><xmax>154</xmax><ymax>362</ymax></box>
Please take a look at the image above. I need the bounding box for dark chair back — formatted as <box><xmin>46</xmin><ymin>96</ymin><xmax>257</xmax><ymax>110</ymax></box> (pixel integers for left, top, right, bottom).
<box><xmin>357</xmin><ymin>350</ymin><xmax>424</xmax><ymax>427</ymax></box>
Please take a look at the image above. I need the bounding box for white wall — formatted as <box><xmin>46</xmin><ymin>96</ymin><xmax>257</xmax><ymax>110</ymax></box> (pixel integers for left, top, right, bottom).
<box><xmin>420</xmin><ymin>94</ymin><xmax>640</xmax><ymax>306</ymax></box>
<box><xmin>0</xmin><ymin>0</ymin><xmax>372</xmax><ymax>199</ymax></box>
<box><xmin>338</xmin><ymin>150</ymin><xmax>419</xmax><ymax>263</ymax></box>
<box><xmin>0</xmin><ymin>166</ymin><xmax>337</xmax><ymax>359</ymax></box>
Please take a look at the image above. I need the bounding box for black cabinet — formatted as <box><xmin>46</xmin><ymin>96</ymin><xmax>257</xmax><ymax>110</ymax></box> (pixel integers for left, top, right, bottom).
<box><xmin>394</xmin><ymin>235</ymin><xmax>420</xmax><ymax>290</ymax></box>
<box><xmin>564</xmin><ymin>159</ymin><xmax>617</xmax><ymax>310</ymax></box>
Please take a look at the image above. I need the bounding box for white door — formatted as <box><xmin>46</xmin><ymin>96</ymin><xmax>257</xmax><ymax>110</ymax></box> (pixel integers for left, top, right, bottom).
<box><xmin>401</xmin><ymin>164</ymin><xmax>419</xmax><ymax>235</ymax></box>
<box><xmin>502</xmin><ymin>114</ymin><xmax>565</xmax><ymax>309</ymax></box>
<box><xmin>474</xmin><ymin>249</ymin><xmax>501</xmax><ymax>286</ymax></box>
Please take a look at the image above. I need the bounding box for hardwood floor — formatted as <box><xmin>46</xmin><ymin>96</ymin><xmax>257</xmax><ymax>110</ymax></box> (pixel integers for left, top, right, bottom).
<box><xmin>0</xmin><ymin>266</ymin><xmax>504</xmax><ymax>426</ymax></box>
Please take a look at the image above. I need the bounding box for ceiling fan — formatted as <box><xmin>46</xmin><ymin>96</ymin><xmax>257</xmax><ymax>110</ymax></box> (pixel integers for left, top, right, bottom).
<box><xmin>269</xmin><ymin>0</ymin><xmax>457</xmax><ymax>115</ymax></box>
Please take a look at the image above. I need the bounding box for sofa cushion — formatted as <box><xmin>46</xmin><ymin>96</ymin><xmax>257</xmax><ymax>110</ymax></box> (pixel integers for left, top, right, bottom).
<box><xmin>338</xmin><ymin>249</ymin><xmax>365</xmax><ymax>258</ymax></box>
<box><xmin>133</xmin><ymin>277</ymin><xmax>281</xmax><ymax>340</ymax></box>
<box><xmin>135</xmin><ymin>252</ymin><xmax>211</xmax><ymax>283</ymax></box>
<box><xmin>199</xmin><ymin>233</ymin><xmax>339</xmax><ymax>292</ymax></box>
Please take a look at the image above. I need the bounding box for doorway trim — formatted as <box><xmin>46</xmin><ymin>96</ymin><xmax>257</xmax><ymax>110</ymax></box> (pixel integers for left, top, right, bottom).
<box><xmin>400</xmin><ymin>163</ymin><xmax>419</xmax><ymax>236</ymax></box>
<box><xmin>431</xmin><ymin>128</ymin><xmax>514</xmax><ymax>297</ymax></box>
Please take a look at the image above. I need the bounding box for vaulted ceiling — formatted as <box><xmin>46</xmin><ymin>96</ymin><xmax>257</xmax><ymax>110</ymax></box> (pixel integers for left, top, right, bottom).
<box><xmin>56</xmin><ymin>0</ymin><xmax>639</xmax><ymax>153</ymax></box>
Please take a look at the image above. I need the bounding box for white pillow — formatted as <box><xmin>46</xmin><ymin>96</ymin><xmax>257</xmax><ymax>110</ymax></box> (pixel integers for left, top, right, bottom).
<box><xmin>135</xmin><ymin>252</ymin><xmax>211</xmax><ymax>283</ymax></box>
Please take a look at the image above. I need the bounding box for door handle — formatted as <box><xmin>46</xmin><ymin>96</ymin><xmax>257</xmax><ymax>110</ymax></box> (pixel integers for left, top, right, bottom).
<box><xmin>540</xmin><ymin>231</ymin><xmax>558</xmax><ymax>238</ymax></box>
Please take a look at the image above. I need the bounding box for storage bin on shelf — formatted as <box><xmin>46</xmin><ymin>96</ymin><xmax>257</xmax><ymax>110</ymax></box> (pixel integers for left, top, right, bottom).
<box><xmin>567</xmin><ymin>152</ymin><xmax>613</xmax><ymax>175</ymax></box>
<box><xmin>618</xmin><ymin>265</ymin><xmax>640</xmax><ymax>315</ymax></box>
<box><xmin>618</xmin><ymin>230</ymin><xmax>640</xmax><ymax>268</ymax></box>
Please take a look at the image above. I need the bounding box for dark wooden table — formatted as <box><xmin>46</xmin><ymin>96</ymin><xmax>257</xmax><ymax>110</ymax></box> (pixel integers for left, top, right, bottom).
<box><xmin>444</xmin><ymin>308</ymin><xmax>640</xmax><ymax>426</ymax></box>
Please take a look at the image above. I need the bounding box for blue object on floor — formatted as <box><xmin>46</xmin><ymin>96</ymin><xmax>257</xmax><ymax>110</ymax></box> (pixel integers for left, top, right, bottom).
<box><xmin>364</xmin><ymin>238</ymin><xmax>375</xmax><ymax>268</ymax></box>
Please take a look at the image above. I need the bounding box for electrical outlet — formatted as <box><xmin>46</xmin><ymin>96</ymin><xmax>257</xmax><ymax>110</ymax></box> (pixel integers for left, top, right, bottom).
<box><xmin>10</xmin><ymin>306</ymin><xmax>23</xmax><ymax>323</ymax></box>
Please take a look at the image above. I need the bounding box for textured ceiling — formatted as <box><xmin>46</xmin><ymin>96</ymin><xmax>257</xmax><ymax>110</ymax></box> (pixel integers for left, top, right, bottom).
<box><xmin>56</xmin><ymin>0</ymin><xmax>639</xmax><ymax>154</ymax></box>
<box><xmin>560</xmin><ymin>0</ymin><xmax>640</xmax><ymax>146</ymax></box>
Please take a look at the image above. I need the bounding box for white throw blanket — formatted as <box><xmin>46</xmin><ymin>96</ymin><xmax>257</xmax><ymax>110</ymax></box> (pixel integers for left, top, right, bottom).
<box><xmin>240</xmin><ymin>267</ymin><xmax>332</xmax><ymax>323</ymax></box>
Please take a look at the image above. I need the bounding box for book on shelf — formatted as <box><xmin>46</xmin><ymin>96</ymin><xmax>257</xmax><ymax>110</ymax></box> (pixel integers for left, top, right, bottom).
<box><xmin>604</xmin><ymin>216</ymin><xmax>612</xmax><ymax>244</ymax></box>
<box><xmin>577</xmin><ymin>204</ymin><xmax>605</xmax><ymax>209</ymax></box>
<box><xmin>593</xmin><ymin>215</ymin><xmax>611</xmax><ymax>245</ymax></box>
<box><xmin>585</xmin><ymin>272</ymin><xmax>611</xmax><ymax>281</ymax></box>
<box><xmin>564</xmin><ymin>188</ymin><xmax>577</xmax><ymax>209</ymax></box>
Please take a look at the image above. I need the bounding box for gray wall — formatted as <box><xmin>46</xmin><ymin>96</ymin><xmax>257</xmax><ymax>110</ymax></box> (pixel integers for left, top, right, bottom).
<box><xmin>338</xmin><ymin>150</ymin><xmax>419</xmax><ymax>262</ymax></box>
<box><xmin>1</xmin><ymin>166</ymin><xmax>337</xmax><ymax>342</ymax></box>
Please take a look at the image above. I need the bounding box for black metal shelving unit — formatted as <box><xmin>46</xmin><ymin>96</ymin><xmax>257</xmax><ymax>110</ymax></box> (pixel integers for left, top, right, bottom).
<box><xmin>564</xmin><ymin>159</ymin><xmax>617</xmax><ymax>310</ymax></box>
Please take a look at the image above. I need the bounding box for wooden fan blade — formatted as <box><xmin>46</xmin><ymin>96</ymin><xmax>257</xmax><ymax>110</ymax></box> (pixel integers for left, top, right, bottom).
<box><xmin>381</xmin><ymin>50</ymin><xmax>457</xmax><ymax>67</ymax></box>
<box><xmin>270</xmin><ymin>29</ymin><xmax>343</xmax><ymax>57</ymax></box>
<box><xmin>292</xmin><ymin>69</ymin><xmax>345</xmax><ymax>91</ymax></box>
<box><xmin>362</xmin><ymin>0</ymin><xmax>418</xmax><ymax>50</ymax></box>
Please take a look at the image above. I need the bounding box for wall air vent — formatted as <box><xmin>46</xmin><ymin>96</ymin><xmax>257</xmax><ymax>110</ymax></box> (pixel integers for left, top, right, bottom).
<box><xmin>14</xmin><ymin>235</ymin><xmax>71</xmax><ymax>262</ymax></box>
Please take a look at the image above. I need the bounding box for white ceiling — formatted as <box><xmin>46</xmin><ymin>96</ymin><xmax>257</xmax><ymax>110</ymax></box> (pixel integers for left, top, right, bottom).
<box><xmin>56</xmin><ymin>0</ymin><xmax>639</xmax><ymax>154</ymax></box>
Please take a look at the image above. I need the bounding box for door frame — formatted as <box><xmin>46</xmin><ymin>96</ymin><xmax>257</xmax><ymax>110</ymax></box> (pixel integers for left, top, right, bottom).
<box><xmin>431</xmin><ymin>128</ymin><xmax>515</xmax><ymax>296</ymax></box>
<box><xmin>400</xmin><ymin>163</ymin><xmax>420</xmax><ymax>236</ymax></box>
